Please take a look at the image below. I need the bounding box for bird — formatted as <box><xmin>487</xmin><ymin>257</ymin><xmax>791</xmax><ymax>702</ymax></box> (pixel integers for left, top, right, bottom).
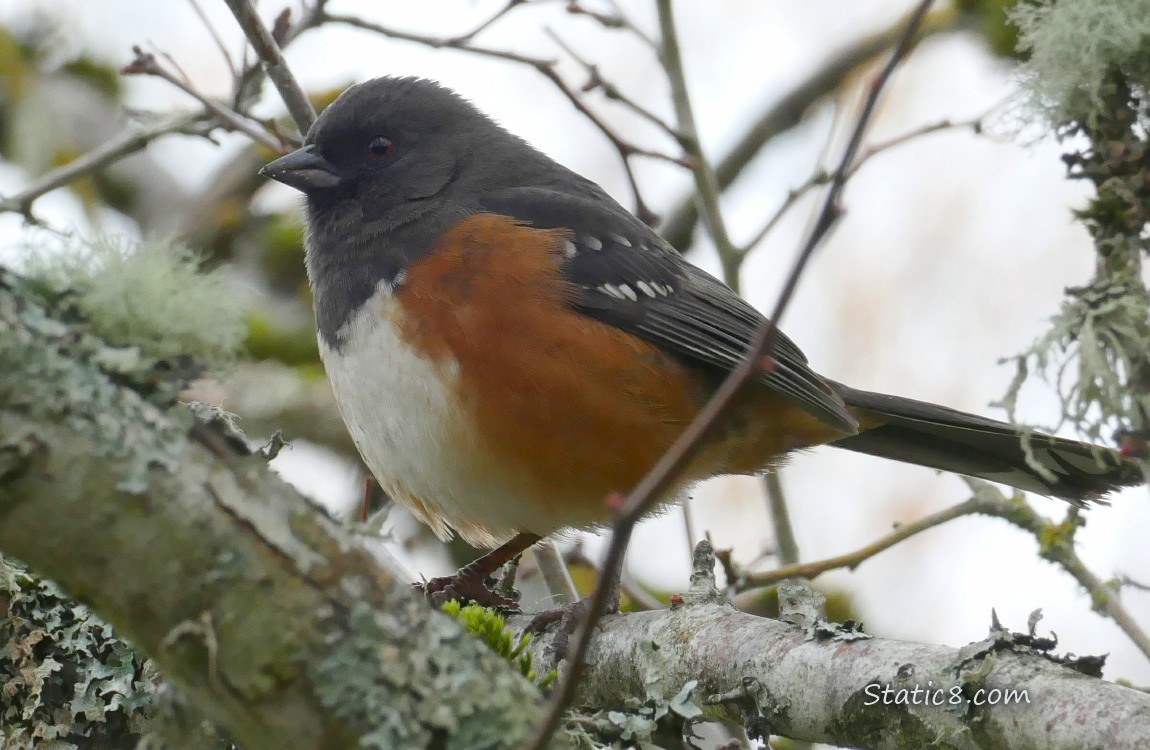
<box><xmin>261</xmin><ymin>76</ymin><xmax>1143</xmax><ymax>606</ymax></box>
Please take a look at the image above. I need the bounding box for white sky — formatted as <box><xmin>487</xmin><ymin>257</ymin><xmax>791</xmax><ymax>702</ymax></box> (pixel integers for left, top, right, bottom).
<box><xmin>3</xmin><ymin>0</ymin><xmax>1149</xmax><ymax>695</ymax></box>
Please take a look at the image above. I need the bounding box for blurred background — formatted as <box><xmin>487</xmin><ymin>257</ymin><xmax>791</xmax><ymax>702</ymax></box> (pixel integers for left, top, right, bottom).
<box><xmin>2</xmin><ymin>0</ymin><xmax>1147</xmax><ymax>704</ymax></box>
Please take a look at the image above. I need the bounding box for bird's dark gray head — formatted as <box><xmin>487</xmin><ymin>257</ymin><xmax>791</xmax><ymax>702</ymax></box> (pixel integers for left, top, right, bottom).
<box><xmin>261</xmin><ymin>76</ymin><xmax>540</xmax><ymax>235</ymax></box>
<box><xmin>260</xmin><ymin>77</ymin><xmax>565</xmax><ymax>346</ymax></box>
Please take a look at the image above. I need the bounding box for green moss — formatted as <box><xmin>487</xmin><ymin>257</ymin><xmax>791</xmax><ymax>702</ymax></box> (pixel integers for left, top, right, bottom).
<box><xmin>441</xmin><ymin>601</ymin><xmax>557</xmax><ymax>689</ymax></box>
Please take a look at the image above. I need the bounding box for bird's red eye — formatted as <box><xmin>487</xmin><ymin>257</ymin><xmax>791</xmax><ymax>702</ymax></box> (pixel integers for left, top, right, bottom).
<box><xmin>367</xmin><ymin>135</ymin><xmax>393</xmax><ymax>158</ymax></box>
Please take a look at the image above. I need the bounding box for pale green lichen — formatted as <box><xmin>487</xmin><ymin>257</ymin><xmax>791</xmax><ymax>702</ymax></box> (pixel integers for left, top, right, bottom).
<box><xmin>0</xmin><ymin>266</ymin><xmax>190</xmax><ymax>492</ymax></box>
<box><xmin>309</xmin><ymin>600</ymin><xmax>553</xmax><ymax>749</ymax></box>
<box><xmin>0</xmin><ymin>556</ymin><xmax>158</xmax><ymax>748</ymax></box>
<box><xmin>1010</xmin><ymin>0</ymin><xmax>1150</xmax><ymax>127</ymax></box>
<box><xmin>21</xmin><ymin>235</ymin><xmax>246</xmax><ymax>370</ymax></box>
<box><xmin>996</xmin><ymin>2</ymin><xmax>1150</xmax><ymax>445</ymax></box>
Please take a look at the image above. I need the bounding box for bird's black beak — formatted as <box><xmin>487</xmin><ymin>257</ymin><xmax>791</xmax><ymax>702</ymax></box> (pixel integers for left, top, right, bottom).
<box><xmin>260</xmin><ymin>144</ymin><xmax>342</xmax><ymax>192</ymax></box>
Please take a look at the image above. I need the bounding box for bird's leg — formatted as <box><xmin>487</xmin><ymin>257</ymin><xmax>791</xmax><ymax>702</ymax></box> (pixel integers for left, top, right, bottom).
<box><xmin>419</xmin><ymin>532</ymin><xmax>542</xmax><ymax>610</ymax></box>
<box><xmin>525</xmin><ymin>567</ymin><xmax>621</xmax><ymax>666</ymax></box>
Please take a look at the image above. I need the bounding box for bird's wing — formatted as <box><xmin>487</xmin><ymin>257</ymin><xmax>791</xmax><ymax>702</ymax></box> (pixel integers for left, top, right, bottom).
<box><xmin>480</xmin><ymin>186</ymin><xmax>857</xmax><ymax>433</ymax></box>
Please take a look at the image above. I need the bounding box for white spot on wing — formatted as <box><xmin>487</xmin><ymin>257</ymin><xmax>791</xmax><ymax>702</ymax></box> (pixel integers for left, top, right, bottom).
<box><xmin>619</xmin><ymin>284</ymin><xmax>638</xmax><ymax>301</ymax></box>
<box><xmin>583</xmin><ymin>235</ymin><xmax>603</xmax><ymax>251</ymax></box>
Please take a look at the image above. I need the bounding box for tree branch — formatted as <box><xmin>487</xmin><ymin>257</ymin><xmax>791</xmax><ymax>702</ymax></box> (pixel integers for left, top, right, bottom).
<box><xmin>0</xmin><ymin>270</ymin><xmax>570</xmax><ymax>750</ymax></box>
<box><xmin>656</xmin><ymin>0</ymin><xmax>739</xmax><ymax>276</ymax></box>
<box><xmin>121</xmin><ymin>46</ymin><xmax>284</xmax><ymax>151</ymax></box>
<box><xmin>510</xmin><ymin>543</ymin><xmax>1150</xmax><ymax>749</ymax></box>
<box><xmin>0</xmin><ymin>112</ymin><xmax>205</xmax><ymax>219</ymax></box>
<box><xmin>222</xmin><ymin>0</ymin><xmax>317</xmax><ymax>135</ymax></box>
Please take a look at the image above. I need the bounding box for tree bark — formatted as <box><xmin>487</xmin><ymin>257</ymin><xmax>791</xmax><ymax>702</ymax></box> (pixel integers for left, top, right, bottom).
<box><xmin>511</xmin><ymin>551</ymin><xmax>1150</xmax><ymax>750</ymax></box>
<box><xmin>0</xmin><ymin>271</ymin><xmax>569</xmax><ymax>750</ymax></box>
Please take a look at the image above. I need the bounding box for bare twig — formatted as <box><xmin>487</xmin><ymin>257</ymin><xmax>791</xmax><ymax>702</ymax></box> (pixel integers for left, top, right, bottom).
<box><xmin>762</xmin><ymin>472</ymin><xmax>800</xmax><ymax>566</ymax></box>
<box><xmin>659</xmin><ymin>6</ymin><xmax>961</xmax><ymax>251</ymax></box>
<box><xmin>742</xmin><ymin>495</ymin><xmax>987</xmax><ymax>589</ymax></box>
<box><xmin>567</xmin><ymin>0</ymin><xmax>657</xmax><ymax>49</ymax></box>
<box><xmin>231</xmin><ymin>2</ymin><xmax>326</xmax><ymax>113</ymax></box>
<box><xmin>1</xmin><ymin>0</ymin><xmax>329</xmax><ymax>219</ymax></box>
<box><xmin>222</xmin><ymin>0</ymin><xmax>317</xmax><ymax>134</ymax></box>
<box><xmin>741</xmin><ymin>114</ymin><xmax>987</xmax><ymax>254</ymax></box>
<box><xmin>563</xmin><ymin>544</ymin><xmax>665</xmax><ymax>612</ymax></box>
<box><xmin>1121</xmin><ymin>575</ymin><xmax>1150</xmax><ymax>594</ymax></box>
<box><xmin>122</xmin><ymin>47</ymin><xmax>285</xmax><ymax>151</ymax></box>
<box><xmin>657</xmin><ymin>0</ymin><xmax>739</xmax><ymax>276</ymax></box>
<box><xmin>681</xmin><ymin>502</ymin><xmax>698</xmax><ymax>558</ymax></box>
<box><xmin>0</xmin><ymin>112</ymin><xmax>206</xmax><ymax>218</ymax></box>
<box><xmin>740</xmin><ymin>481</ymin><xmax>1150</xmax><ymax>663</ymax></box>
<box><xmin>1031</xmin><ymin>505</ymin><xmax>1150</xmax><ymax>661</ymax></box>
<box><xmin>533</xmin><ymin>540</ymin><xmax>579</xmax><ymax>607</ymax></box>
<box><xmin>545</xmin><ymin>29</ymin><xmax>679</xmax><ymax>139</ymax></box>
<box><xmin>448</xmin><ymin>0</ymin><xmax>528</xmax><ymax>45</ymax></box>
<box><xmin>187</xmin><ymin>0</ymin><xmax>238</xmax><ymax>79</ymax></box>
<box><xmin>523</xmin><ymin>3</ymin><xmax>935</xmax><ymax>748</ymax></box>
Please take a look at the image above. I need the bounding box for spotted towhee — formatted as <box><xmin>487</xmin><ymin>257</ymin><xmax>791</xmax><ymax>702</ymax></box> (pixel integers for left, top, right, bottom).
<box><xmin>261</xmin><ymin>76</ymin><xmax>1143</xmax><ymax>603</ymax></box>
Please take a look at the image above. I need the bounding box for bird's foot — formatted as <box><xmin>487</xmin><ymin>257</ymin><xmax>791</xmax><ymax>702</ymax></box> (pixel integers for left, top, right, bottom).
<box><xmin>414</xmin><ymin>533</ymin><xmax>542</xmax><ymax>611</ymax></box>
<box><xmin>524</xmin><ymin>581</ymin><xmax>620</xmax><ymax>666</ymax></box>
<box><xmin>416</xmin><ymin>570</ymin><xmax>522</xmax><ymax>611</ymax></box>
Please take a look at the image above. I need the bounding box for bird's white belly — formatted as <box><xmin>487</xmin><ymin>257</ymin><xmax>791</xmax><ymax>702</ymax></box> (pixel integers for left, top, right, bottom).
<box><xmin>318</xmin><ymin>286</ymin><xmax>549</xmax><ymax>547</ymax></box>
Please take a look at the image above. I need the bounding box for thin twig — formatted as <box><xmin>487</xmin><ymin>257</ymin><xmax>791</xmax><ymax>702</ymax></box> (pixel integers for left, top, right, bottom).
<box><xmin>122</xmin><ymin>47</ymin><xmax>284</xmax><ymax>151</ymax></box>
<box><xmin>187</xmin><ymin>0</ymin><xmax>238</xmax><ymax>79</ymax></box>
<box><xmin>1121</xmin><ymin>575</ymin><xmax>1150</xmax><ymax>593</ymax></box>
<box><xmin>533</xmin><ymin>540</ymin><xmax>579</xmax><ymax>607</ymax></box>
<box><xmin>448</xmin><ymin>0</ymin><xmax>527</xmax><ymax>45</ymax></box>
<box><xmin>742</xmin><ymin>495</ymin><xmax>986</xmax><ymax>589</ymax></box>
<box><xmin>0</xmin><ymin>112</ymin><xmax>206</xmax><ymax>218</ymax></box>
<box><xmin>568</xmin><ymin>0</ymin><xmax>657</xmax><ymax>49</ymax></box>
<box><xmin>762</xmin><ymin>472</ymin><xmax>799</xmax><ymax>566</ymax></box>
<box><xmin>231</xmin><ymin>1</ymin><xmax>327</xmax><ymax>113</ymax></box>
<box><xmin>522</xmin><ymin>4</ymin><xmax>935</xmax><ymax>748</ymax></box>
<box><xmin>1035</xmin><ymin>505</ymin><xmax>1150</xmax><ymax>661</ymax></box>
<box><xmin>680</xmin><ymin>502</ymin><xmax>698</xmax><ymax>558</ymax></box>
<box><xmin>741</xmin><ymin>482</ymin><xmax>1150</xmax><ymax>662</ymax></box>
<box><xmin>659</xmin><ymin>6</ymin><xmax>960</xmax><ymax>251</ymax></box>
<box><xmin>992</xmin><ymin>492</ymin><xmax>1150</xmax><ymax>661</ymax></box>
<box><xmin>222</xmin><ymin>0</ymin><xmax>317</xmax><ymax>134</ymax></box>
<box><xmin>545</xmin><ymin>29</ymin><xmax>680</xmax><ymax>139</ymax></box>
<box><xmin>741</xmin><ymin>114</ymin><xmax>987</xmax><ymax>254</ymax></box>
<box><xmin>657</xmin><ymin>0</ymin><xmax>740</xmax><ymax>278</ymax></box>
<box><xmin>1</xmin><ymin>1</ymin><xmax>327</xmax><ymax>219</ymax></box>
<box><xmin>563</xmin><ymin>545</ymin><xmax>665</xmax><ymax>612</ymax></box>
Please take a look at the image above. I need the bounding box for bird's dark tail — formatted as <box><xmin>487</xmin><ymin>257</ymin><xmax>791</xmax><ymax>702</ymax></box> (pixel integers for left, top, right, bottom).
<box><xmin>829</xmin><ymin>386</ymin><xmax>1144</xmax><ymax>504</ymax></box>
